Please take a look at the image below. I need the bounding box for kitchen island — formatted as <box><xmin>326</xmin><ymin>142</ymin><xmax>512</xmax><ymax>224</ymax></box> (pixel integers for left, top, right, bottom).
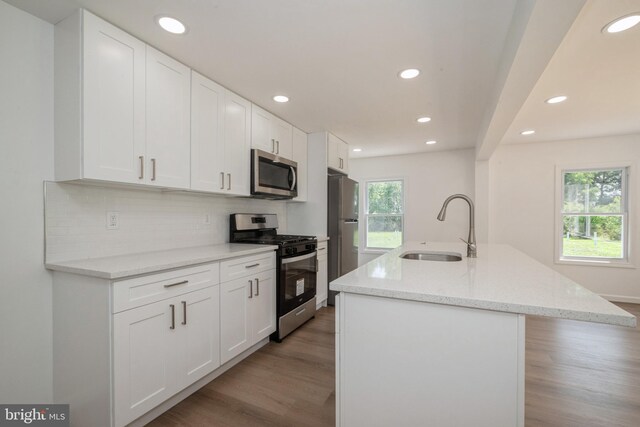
<box><xmin>329</xmin><ymin>242</ymin><xmax>636</xmax><ymax>427</ymax></box>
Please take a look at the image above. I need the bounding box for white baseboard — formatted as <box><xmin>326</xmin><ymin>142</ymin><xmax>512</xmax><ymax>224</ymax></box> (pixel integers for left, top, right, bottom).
<box><xmin>600</xmin><ymin>294</ymin><xmax>640</xmax><ymax>304</ymax></box>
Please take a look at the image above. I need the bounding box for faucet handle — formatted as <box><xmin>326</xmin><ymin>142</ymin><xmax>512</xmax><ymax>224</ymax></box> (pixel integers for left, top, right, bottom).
<box><xmin>459</xmin><ymin>237</ymin><xmax>477</xmax><ymax>247</ymax></box>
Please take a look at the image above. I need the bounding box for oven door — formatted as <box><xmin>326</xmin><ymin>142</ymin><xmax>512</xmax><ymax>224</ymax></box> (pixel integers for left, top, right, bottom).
<box><xmin>280</xmin><ymin>251</ymin><xmax>317</xmax><ymax>314</ymax></box>
<box><xmin>251</xmin><ymin>149</ymin><xmax>298</xmax><ymax>199</ymax></box>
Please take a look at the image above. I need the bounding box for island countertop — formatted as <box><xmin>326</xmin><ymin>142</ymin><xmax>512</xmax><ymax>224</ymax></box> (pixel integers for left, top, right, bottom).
<box><xmin>329</xmin><ymin>242</ymin><xmax>636</xmax><ymax>327</ymax></box>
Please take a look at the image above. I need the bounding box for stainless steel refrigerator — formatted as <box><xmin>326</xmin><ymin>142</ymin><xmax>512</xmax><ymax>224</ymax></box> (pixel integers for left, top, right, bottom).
<box><xmin>327</xmin><ymin>174</ymin><xmax>359</xmax><ymax>305</ymax></box>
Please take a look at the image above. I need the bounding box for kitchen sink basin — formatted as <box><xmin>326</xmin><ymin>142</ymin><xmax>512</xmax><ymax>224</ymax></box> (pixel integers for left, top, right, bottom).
<box><xmin>400</xmin><ymin>251</ymin><xmax>462</xmax><ymax>262</ymax></box>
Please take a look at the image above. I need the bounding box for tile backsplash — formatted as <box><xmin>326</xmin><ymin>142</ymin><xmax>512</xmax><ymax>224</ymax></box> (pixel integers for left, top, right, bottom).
<box><xmin>45</xmin><ymin>182</ymin><xmax>288</xmax><ymax>262</ymax></box>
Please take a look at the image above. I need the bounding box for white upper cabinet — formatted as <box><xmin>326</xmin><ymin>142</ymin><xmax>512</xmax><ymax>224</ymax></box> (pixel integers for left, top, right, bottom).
<box><xmin>223</xmin><ymin>91</ymin><xmax>252</xmax><ymax>196</ymax></box>
<box><xmin>190</xmin><ymin>71</ymin><xmax>251</xmax><ymax>196</ymax></box>
<box><xmin>328</xmin><ymin>133</ymin><xmax>349</xmax><ymax>174</ymax></box>
<box><xmin>291</xmin><ymin>127</ymin><xmax>308</xmax><ymax>202</ymax></box>
<box><xmin>145</xmin><ymin>47</ymin><xmax>191</xmax><ymax>189</ymax></box>
<box><xmin>56</xmin><ymin>10</ymin><xmax>146</xmax><ymax>183</ymax></box>
<box><xmin>251</xmin><ymin>104</ymin><xmax>293</xmax><ymax>159</ymax></box>
<box><xmin>55</xmin><ymin>10</ymin><xmax>191</xmax><ymax>189</ymax></box>
<box><xmin>190</xmin><ymin>71</ymin><xmax>225</xmax><ymax>192</ymax></box>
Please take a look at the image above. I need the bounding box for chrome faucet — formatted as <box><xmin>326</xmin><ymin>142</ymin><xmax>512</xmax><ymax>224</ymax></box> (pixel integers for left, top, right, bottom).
<box><xmin>437</xmin><ymin>194</ymin><xmax>477</xmax><ymax>258</ymax></box>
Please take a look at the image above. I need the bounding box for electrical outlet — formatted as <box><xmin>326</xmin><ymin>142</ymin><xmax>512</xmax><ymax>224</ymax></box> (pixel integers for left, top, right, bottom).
<box><xmin>106</xmin><ymin>211</ymin><xmax>119</xmax><ymax>230</ymax></box>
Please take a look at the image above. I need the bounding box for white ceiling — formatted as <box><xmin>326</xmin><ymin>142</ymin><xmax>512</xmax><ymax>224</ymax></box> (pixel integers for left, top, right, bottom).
<box><xmin>503</xmin><ymin>0</ymin><xmax>640</xmax><ymax>145</ymax></box>
<box><xmin>6</xmin><ymin>0</ymin><xmax>639</xmax><ymax>158</ymax></box>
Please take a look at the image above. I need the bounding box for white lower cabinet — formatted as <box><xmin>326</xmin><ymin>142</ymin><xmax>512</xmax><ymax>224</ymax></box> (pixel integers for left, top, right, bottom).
<box><xmin>113</xmin><ymin>282</ymin><xmax>220</xmax><ymax>426</ymax></box>
<box><xmin>316</xmin><ymin>241</ymin><xmax>328</xmax><ymax>307</ymax></box>
<box><xmin>52</xmin><ymin>251</ymin><xmax>277</xmax><ymax>427</ymax></box>
<box><xmin>220</xmin><ymin>268</ymin><xmax>276</xmax><ymax>364</ymax></box>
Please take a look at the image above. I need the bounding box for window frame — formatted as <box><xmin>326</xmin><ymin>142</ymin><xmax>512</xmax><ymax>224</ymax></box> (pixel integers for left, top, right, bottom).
<box><xmin>364</xmin><ymin>178</ymin><xmax>405</xmax><ymax>252</ymax></box>
<box><xmin>555</xmin><ymin>163</ymin><xmax>633</xmax><ymax>267</ymax></box>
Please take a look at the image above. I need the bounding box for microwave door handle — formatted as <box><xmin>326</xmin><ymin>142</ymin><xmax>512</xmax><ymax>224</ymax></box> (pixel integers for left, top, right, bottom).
<box><xmin>290</xmin><ymin>166</ymin><xmax>297</xmax><ymax>191</ymax></box>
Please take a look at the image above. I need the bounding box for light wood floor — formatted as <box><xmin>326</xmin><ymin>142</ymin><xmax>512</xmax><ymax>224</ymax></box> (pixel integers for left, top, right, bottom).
<box><xmin>148</xmin><ymin>303</ymin><xmax>639</xmax><ymax>427</ymax></box>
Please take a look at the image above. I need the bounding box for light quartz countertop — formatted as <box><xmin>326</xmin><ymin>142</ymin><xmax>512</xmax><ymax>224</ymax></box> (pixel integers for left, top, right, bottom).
<box><xmin>330</xmin><ymin>242</ymin><xmax>636</xmax><ymax>327</ymax></box>
<box><xmin>316</xmin><ymin>236</ymin><xmax>330</xmax><ymax>243</ymax></box>
<box><xmin>46</xmin><ymin>244</ymin><xmax>278</xmax><ymax>280</ymax></box>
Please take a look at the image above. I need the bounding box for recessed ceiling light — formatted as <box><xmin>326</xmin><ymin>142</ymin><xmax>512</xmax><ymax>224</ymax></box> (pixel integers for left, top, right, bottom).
<box><xmin>425</xmin><ymin>140</ymin><xmax>437</xmax><ymax>145</ymax></box>
<box><xmin>546</xmin><ymin>95</ymin><xmax>567</xmax><ymax>104</ymax></box>
<box><xmin>353</xmin><ymin>148</ymin><xmax>362</xmax><ymax>152</ymax></box>
<box><xmin>157</xmin><ymin>16</ymin><xmax>187</xmax><ymax>34</ymax></box>
<box><xmin>273</xmin><ymin>95</ymin><xmax>289</xmax><ymax>103</ymax></box>
<box><xmin>416</xmin><ymin>117</ymin><xmax>431</xmax><ymax>123</ymax></box>
<box><xmin>520</xmin><ymin>130</ymin><xmax>535</xmax><ymax>136</ymax></box>
<box><xmin>399</xmin><ymin>68</ymin><xmax>420</xmax><ymax>79</ymax></box>
<box><xmin>603</xmin><ymin>13</ymin><xmax>640</xmax><ymax>33</ymax></box>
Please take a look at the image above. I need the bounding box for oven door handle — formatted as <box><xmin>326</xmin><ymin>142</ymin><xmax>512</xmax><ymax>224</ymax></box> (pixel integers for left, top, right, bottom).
<box><xmin>281</xmin><ymin>251</ymin><xmax>316</xmax><ymax>264</ymax></box>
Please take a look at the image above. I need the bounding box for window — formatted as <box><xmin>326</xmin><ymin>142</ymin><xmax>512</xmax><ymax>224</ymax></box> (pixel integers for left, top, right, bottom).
<box><xmin>558</xmin><ymin>167</ymin><xmax>629</xmax><ymax>263</ymax></box>
<box><xmin>365</xmin><ymin>179</ymin><xmax>404</xmax><ymax>250</ymax></box>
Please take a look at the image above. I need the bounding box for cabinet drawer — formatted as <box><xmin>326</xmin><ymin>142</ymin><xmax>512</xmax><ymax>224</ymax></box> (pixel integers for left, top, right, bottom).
<box><xmin>220</xmin><ymin>251</ymin><xmax>276</xmax><ymax>283</ymax></box>
<box><xmin>113</xmin><ymin>263</ymin><xmax>220</xmax><ymax>313</ymax></box>
<box><xmin>317</xmin><ymin>241</ymin><xmax>328</xmax><ymax>260</ymax></box>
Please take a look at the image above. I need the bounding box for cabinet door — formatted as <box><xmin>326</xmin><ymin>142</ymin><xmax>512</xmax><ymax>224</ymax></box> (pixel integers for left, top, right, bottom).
<box><xmin>291</xmin><ymin>127</ymin><xmax>308</xmax><ymax>201</ymax></box>
<box><xmin>338</xmin><ymin>140</ymin><xmax>349</xmax><ymax>173</ymax></box>
<box><xmin>251</xmin><ymin>104</ymin><xmax>275</xmax><ymax>153</ymax></box>
<box><xmin>224</xmin><ymin>91</ymin><xmax>251</xmax><ymax>196</ymax></box>
<box><xmin>220</xmin><ymin>278</ymin><xmax>252</xmax><ymax>364</ymax></box>
<box><xmin>316</xmin><ymin>250</ymin><xmax>328</xmax><ymax>306</ymax></box>
<box><xmin>146</xmin><ymin>46</ymin><xmax>191</xmax><ymax>189</ymax></box>
<box><xmin>272</xmin><ymin>117</ymin><xmax>293</xmax><ymax>159</ymax></box>
<box><xmin>251</xmin><ymin>270</ymin><xmax>277</xmax><ymax>342</ymax></box>
<box><xmin>83</xmin><ymin>11</ymin><xmax>146</xmax><ymax>184</ymax></box>
<box><xmin>190</xmin><ymin>71</ymin><xmax>225</xmax><ymax>192</ymax></box>
<box><xmin>327</xmin><ymin>134</ymin><xmax>341</xmax><ymax>171</ymax></box>
<box><xmin>177</xmin><ymin>286</ymin><xmax>221</xmax><ymax>389</ymax></box>
<box><xmin>113</xmin><ymin>299</ymin><xmax>177</xmax><ymax>427</ymax></box>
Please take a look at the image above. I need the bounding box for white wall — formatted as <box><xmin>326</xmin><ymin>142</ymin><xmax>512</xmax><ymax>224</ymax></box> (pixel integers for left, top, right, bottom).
<box><xmin>349</xmin><ymin>149</ymin><xmax>476</xmax><ymax>265</ymax></box>
<box><xmin>489</xmin><ymin>134</ymin><xmax>640</xmax><ymax>302</ymax></box>
<box><xmin>0</xmin><ymin>1</ymin><xmax>54</xmax><ymax>402</ymax></box>
<box><xmin>45</xmin><ymin>183</ymin><xmax>288</xmax><ymax>262</ymax></box>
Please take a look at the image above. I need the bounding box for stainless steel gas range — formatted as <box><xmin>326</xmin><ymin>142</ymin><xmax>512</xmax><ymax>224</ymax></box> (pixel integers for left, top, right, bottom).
<box><xmin>230</xmin><ymin>213</ymin><xmax>317</xmax><ymax>341</ymax></box>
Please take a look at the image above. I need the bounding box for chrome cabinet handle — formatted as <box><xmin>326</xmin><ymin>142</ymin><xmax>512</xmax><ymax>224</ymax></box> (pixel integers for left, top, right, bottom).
<box><xmin>245</xmin><ymin>263</ymin><xmax>260</xmax><ymax>269</ymax></box>
<box><xmin>151</xmin><ymin>158</ymin><xmax>157</xmax><ymax>181</ymax></box>
<box><xmin>255</xmin><ymin>278</ymin><xmax>260</xmax><ymax>296</ymax></box>
<box><xmin>170</xmin><ymin>304</ymin><xmax>175</xmax><ymax>330</ymax></box>
<box><xmin>227</xmin><ymin>173</ymin><xmax>231</xmax><ymax>190</ymax></box>
<box><xmin>164</xmin><ymin>280</ymin><xmax>188</xmax><ymax>288</ymax></box>
<box><xmin>248</xmin><ymin>280</ymin><xmax>253</xmax><ymax>299</ymax></box>
<box><xmin>139</xmin><ymin>156</ymin><xmax>144</xmax><ymax>179</ymax></box>
<box><xmin>181</xmin><ymin>301</ymin><xmax>187</xmax><ymax>325</ymax></box>
<box><xmin>271</xmin><ymin>138</ymin><xmax>276</xmax><ymax>153</ymax></box>
<box><xmin>276</xmin><ymin>140</ymin><xmax>280</xmax><ymax>154</ymax></box>
<box><xmin>220</xmin><ymin>172</ymin><xmax>225</xmax><ymax>190</ymax></box>
<box><xmin>318</xmin><ymin>247</ymin><xmax>326</xmax><ymax>251</ymax></box>
<box><xmin>316</xmin><ymin>258</ymin><xmax>319</xmax><ymax>273</ymax></box>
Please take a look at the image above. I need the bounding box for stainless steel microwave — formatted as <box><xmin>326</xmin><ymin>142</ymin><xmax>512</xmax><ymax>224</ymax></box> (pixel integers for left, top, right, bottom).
<box><xmin>251</xmin><ymin>149</ymin><xmax>298</xmax><ymax>199</ymax></box>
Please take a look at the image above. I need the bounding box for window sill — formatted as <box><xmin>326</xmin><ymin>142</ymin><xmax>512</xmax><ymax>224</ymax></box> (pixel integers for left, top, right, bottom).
<box><xmin>362</xmin><ymin>248</ymin><xmax>392</xmax><ymax>255</ymax></box>
<box><xmin>555</xmin><ymin>258</ymin><xmax>636</xmax><ymax>269</ymax></box>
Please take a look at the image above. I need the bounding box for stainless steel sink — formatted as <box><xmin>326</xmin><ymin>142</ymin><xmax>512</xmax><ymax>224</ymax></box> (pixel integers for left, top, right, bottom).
<box><xmin>400</xmin><ymin>251</ymin><xmax>462</xmax><ymax>262</ymax></box>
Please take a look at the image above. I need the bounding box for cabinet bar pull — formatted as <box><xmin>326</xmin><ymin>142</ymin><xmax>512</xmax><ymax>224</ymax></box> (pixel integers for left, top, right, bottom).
<box><xmin>170</xmin><ymin>304</ymin><xmax>175</xmax><ymax>330</ymax></box>
<box><xmin>245</xmin><ymin>263</ymin><xmax>260</xmax><ymax>269</ymax></box>
<box><xmin>318</xmin><ymin>247</ymin><xmax>326</xmax><ymax>250</ymax></box>
<box><xmin>139</xmin><ymin>156</ymin><xmax>144</xmax><ymax>179</ymax></box>
<box><xmin>181</xmin><ymin>301</ymin><xmax>187</xmax><ymax>325</ymax></box>
<box><xmin>227</xmin><ymin>173</ymin><xmax>231</xmax><ymax>190</ymax></box>
<box><xmin>276</xmin><ymin>140</ymin><xmax>280</xmax><ymax>154</ymax></box>
<box><xmin>151</xmin><ymin>158</ymin><xmax>157</xmax><ymax>181</ymax></box>
<box><xmin>255</xmin><ymin>278</ymin><xmax>260</xmax><ymax>296</ymax></box>
<box><xmin>164</xmin><ymin>280</ymin><xmax>188</xmax><ymax>288</ymax></box>
<box><xmin>271</xmin><ymin>139</ymin><xmax>276</xmax><ymax>153</ymax></box>
<box><xmin>220</xmin><ymin>172</ymin><xmax>225</xmax><ymax>190</ymax></box>
<box><xmin>248</xmin><ymin>280</ymin><xmax>253</xmax><ymax>299</ymax></box>
<box><xmin>316</xmin><ymin>258</ymin><xmax>319</xmax><ymax>273</ymax></box>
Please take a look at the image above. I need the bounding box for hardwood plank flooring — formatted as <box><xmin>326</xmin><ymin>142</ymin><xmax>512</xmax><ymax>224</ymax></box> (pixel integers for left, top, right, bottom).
<box><xmin>148</xmin><ymin>303</ymin><xmax>639</xmax><ymax>427</ymax></box>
